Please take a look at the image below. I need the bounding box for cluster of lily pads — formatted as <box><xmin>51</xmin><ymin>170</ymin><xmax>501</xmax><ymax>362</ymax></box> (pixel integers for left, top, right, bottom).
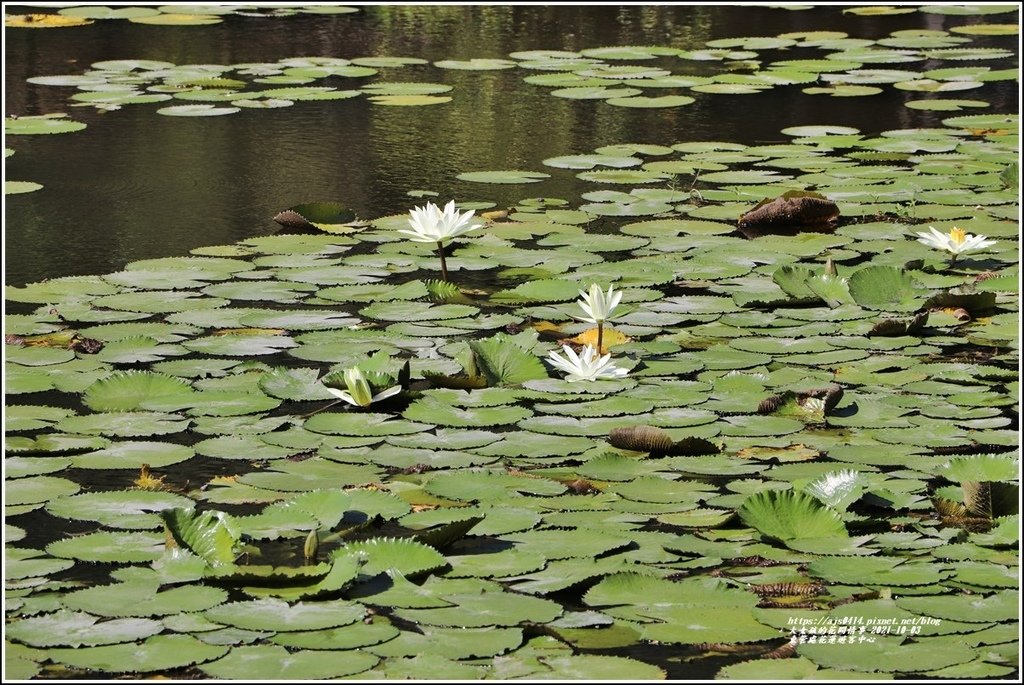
<box><xmin>5</xmin><ymin>6</ymin><xmax>1018</xmax><ymax>121</ymax></box>
<box><xmin>4</xmin><ymin>4</ymin><xmax>359</xmax><ymax>27</ymax></box>
<box><xmin>6</xmin><ymin>97</ymin><xmax>1019</xmax><ymax>678</ymax></box>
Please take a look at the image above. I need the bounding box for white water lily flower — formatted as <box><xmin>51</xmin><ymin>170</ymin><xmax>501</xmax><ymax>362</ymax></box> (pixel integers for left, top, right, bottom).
<box><xmin>398</xmin><ymin>200</ymin><xmax>482</xmax><ymax>243</ymax></box>
<box><xmin>915</xmin><ymin>225</ymin><xmax>996</xmax><ymax>258</ymax></box>
<box><xmin>547</xmin><ymin>344</ymin><xmax>628</xmax><ymax>382</ymax></box>
<box><xmin>575</xmin><ymin>283</ymin><xmax>622</xmax><ymax>324</ymax></box>
<box><xmin>325</xmin><ymin>367</ymin><xmax>402</xmax><ymax>407</ymax></box>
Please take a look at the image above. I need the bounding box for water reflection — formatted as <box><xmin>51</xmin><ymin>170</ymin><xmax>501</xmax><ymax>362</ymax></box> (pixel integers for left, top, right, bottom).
<box><xmin>3</xmin><ymin>5</ymin><xmax>1017</xmax><ymax>285</ymax></box>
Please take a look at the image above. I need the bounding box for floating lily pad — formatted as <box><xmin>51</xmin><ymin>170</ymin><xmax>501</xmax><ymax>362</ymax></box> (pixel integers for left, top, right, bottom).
<box><xmin>63</xmin><ymin>581</ymin><xmax>228</xmax><ymax>617</ymax></box>
<box><xmin>434</xmin><ymin>58</ymin><xmax>517</xmax><ymax>70</ymax></box>
<box><xmin>46</xmin><ymin>490</ymin><xmax>194</xmax><ymax>529</ymax></box>
<box><xmin>131</xmin><ymin>13</ymin><xmax>223</xmax><ymax>25</ymax></box>
<box><xmin>799</xmin><ymin>635</ymin><xmax>977</xmax><ymax>674</ymax></box>
<box><xmin>5</xmin><ymin>181</ymin><xmax>43</xmax><ymax>194</ymax></box>
<box><xmin>157</xmin><ymin>104</ymin><xmax>239</xmax><ymax>116</ymax></box>
<box><xmin>607</xmin><ymin>95</ymin><xmax>695</xmax><ymax>108</ymax></box>
<box><xmin>5</xmin><ymin>114</ymin><xmax>87</xmax><ymax>135</ymax></box>
<box><xmin>369</xmin><ymin>95</ymin><xmax>451</xmax><ymax>106</ymax></box>
<box><xmin>200</xmin><ymin>645</ymin><xmax>378</xmax><ymax>679</ymax></box>
<box><xmin>48</xmin><ymin>634</ymin><xmax>228</xmax><ymax>673</ymax></box>
<box><xmin>47</xmin><ymin>530</ymin><xmax>165</xmax><ymax>563</ymax></box>
<box><xmin>204</xmin><ymin>598</ymin><xmax>364</xmax><ymax>632</ymax></box>
<box><xmin>550</xmin><ymin>86</ymin><xmax>642</xmax><ymax>99</ymax></box>
<box><xmin>5</xmin><ymin>610</ymin><xmax>163</xmax><ymax>648</ymax></box>
<box><xmin>456</xmin><ymin>170</ymin><xmax>550</xmax><ymax>184</ymax></box>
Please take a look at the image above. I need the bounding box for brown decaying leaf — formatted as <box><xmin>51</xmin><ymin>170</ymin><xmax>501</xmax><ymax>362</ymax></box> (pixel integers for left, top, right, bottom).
<box><xmin>750</xmin><ymin>582</ymin><xmax>827</xmax><ymax>598</ymax></box>
<box><xmin>729</xmin><ymin>555</ymin><xmax>790</xmax><ymax>568</ymax></box>
<box><xmin>212</xmin><ymin>328</ymin><xmax>286</xmax><ymax>336</ymax></box>
<box><xmin>738</xmin><ymin>191</ymin><xmax>839</xmax><ymax>230</ymax></box>
<box><xmin>608</xmin><ymin>425</ymin><xmax>674</xmax><ymax>453</ymax></box>
<box><xmin>797</xmin><ymin>383</ymin><xmax>844</xmax><ymax>415</ymax></box>
<box><xmin>273</xmin><ymin>209</ymin><xmax>314</xmax><ymax>229</ymax></box>
<box><xmin>567</xmin><ymin>478</ymin><xmax>600</xmax><ymax>495</ymax></box>
<box><xmin>962</xmin><ymin>481</ymin><xmax>1019</xmax><ymax>519</ymax></box>
<box><xmin>564</xmin><ymin>326</ymin><xmax>629</xmax><ymax>354</ymax></box>
<box><xmin>762</xmin><ymin>641</ymin><xmax>798</xmax><ymax>659</ymax></box>
<box><xmin>16</xmin><ymin>330</ymin><xmax>104</xmax><ymax>353</ymax></box>
<box><xmin>757</xmin><ymin>393</ymin><xmax>786</xmax><ymax>414</ymax></box>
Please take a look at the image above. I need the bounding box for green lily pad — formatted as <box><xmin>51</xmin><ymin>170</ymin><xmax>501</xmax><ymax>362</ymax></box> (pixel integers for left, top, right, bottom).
<box><xmin>456</xmin><ymin>170</ymin><xmax>550</xmax><ymax>184</ymax></box>
<box><xmin>131</xmin><ymin>13</ymin><xmax>223</xmax><ymax>25</ymax></box>
<box><xmin>83</xmin><ymin>371</ymin><xmax>196</xmax><ymax>412</ymax></box>
<box><xmin>5</xmin><ymin>181</ymin><xmax>43</xmax><ymax>194</ymax></box>
<box><xmin>63</xmin><ymin>581</ymin><xmax>228</xmax><ymax>617</ymax></box>
<box><xmin>204</xmin><ymin>598</ymin><xmax>365</xmax><ymax>632</ymax></box>
<box><xmin>5</xmin><ymin>476</ymin><xmax>81</xmax><ymax>506</ymax></box>
<box><xmin>799</xmin><ymin>635</ymin><xmax>976</xmax><ymax>674</ymax></box>
<box><xmin>395</xmin><ymin>591</ymin><xmax>562</xmax><ymax>628</ymax></box>
<box><xmin>5</xmin><ymin>114</ymin><xmax>86</xmax><ymax>135</ymax></box>
<box><xmin>55</xmin><ymin>411</ymin><xmax>190</xmax><ymax>437</ymax></box>
<box><xmin>896</xmin><ymin>590</ymin><xmax>1019</xmax><ymax>623</ymax></box>
<box><xmin>48</xmin><ymin>634</ymin><xmax>228</xmax><ymax>673</ymax></box>
<box><xmin>337</xmin><ymin>538</ymin><xmax>447</xmax><ymax>577</ymax></box>
<box><xmin>5</xmin><ymin>610</ymin><xmax>163</xmax><ymax>648</ymax></box>
<box><xmin>71</xmin><ymin>440</ymin><xmax>195</xmax><ymax>470</ymax></box>
<box><xmin>434</xmin><ymin>58</ymin><xmax>517</xmax><ymax>70</ymax></box>
<box><xmin>607</xmin><ymin>95</ymin><xmax>695</xmax><ymax>108</ymax></box>
<box><xmin>46</xmin><ymin>490</ymin><xmax>194</xmax><ymax>529</ymax></box>
<box><xmin>200</xmin><ymin>645</ymin><xmax>378</xmax><ymax>679</ymax></box>
<box><xmin>47</xmin><ymin>530</ymin><xmax>165</xmax><ymax>563</ymax></box>
<box><xmin>157</xmin><ymin>104</ymin><xmax>239</xmax><ymax>116</ymax></box>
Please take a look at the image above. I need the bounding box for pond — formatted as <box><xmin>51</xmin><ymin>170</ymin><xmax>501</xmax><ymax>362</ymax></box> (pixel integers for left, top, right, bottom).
<box><xmin>4</xmin><ymin>3</ymin><xmax>1021</xmax><ymax>681</ymax></box>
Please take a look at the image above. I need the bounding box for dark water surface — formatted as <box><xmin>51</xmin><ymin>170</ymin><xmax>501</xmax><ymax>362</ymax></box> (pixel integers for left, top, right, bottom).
<box><xmin>4</xmin><ymin>4</ymin><xmax>1017</xmax><ymax>286</ymax></box>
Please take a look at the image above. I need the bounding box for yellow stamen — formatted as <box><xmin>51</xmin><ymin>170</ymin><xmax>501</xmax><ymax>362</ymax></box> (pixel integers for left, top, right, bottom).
<box><xmin>949</xmin><ymin>227</ymin><xmax>967</xmax><ymax>246</ymax></box>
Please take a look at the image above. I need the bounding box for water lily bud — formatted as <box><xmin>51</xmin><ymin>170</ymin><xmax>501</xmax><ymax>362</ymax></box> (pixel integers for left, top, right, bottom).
<box><xmin>824</xmin><ymin>257</ymin><xmax>838</xmax><ymax>278</ymax></box>
<box><xmin>304</xmin><ymin>528</ymin><xmax>319</xmax><ymax>561</ymax></box>
<box><xmin>343</xmin><ymin>367</ymin><xmax>374</xmax><ymax>407</ymax></box>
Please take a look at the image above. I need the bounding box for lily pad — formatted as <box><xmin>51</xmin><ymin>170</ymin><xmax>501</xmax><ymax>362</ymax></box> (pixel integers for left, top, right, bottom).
<box><xmin>156</xmin><ymin>104</ymin><xmax>239</xmax><ymax>116</ymax></box>
<box><xmin>200</xmin><ymin>645</ymin><xmax>378</xmax><ymax>679</ymax></box>
<box><xmin>456</xmin><ymin>170</ymin><xmax>550</xmax><ymax>184</ymax></box>
<box><xmin>48</xmin><ymin>634</ymin><xmax>228</xmax><ymax>673</ymax></box>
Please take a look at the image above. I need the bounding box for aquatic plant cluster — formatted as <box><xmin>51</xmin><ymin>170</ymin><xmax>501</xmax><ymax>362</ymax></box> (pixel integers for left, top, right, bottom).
<box><xmin>4</xmin><ymin>4</ymin><xmax>1020</xmax><ymax>682</ymax></box>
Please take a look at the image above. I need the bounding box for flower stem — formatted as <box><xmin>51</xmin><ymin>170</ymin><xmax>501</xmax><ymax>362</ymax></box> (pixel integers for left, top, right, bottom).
<box><xmin>949</xmin><ymin>253</ymin><xmax>958</xmax><ymax>269</ymax></box>
<box><xmin>296</xmin><ymin>399</ymin><xmax>343</xmax><ymax>419</ymax></box>
<box><xmin>597</xmin><ymin>322</ymin><xmax>604</xmax><ymax>353</ymax></box>
<box><xmin>437</xmin><ymin>240</ymin><xmax>449</xmax><ymax>282</ymax></box>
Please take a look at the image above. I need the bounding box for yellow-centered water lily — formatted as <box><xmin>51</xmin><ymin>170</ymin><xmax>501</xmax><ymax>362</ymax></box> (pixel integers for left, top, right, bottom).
<box><xmin>398</xmin><ymin>200</ymin><xmax>482</xmax><ymax>281</ymax></box>
<box><xmin>915</xmin><ymin>225</ymin><xmax>996</xmax><ymax>265</ymax></box>
<box><xmin>574</xmin><ymin>283</ymin><xmax>622</xmax><ymax>352</ymax></box>
<box><xmin>547</xmin><ymin>344</ymin><xmax>628</xmax><ymax>382</ymax></box>
<box><xmin>325</xmin><ymin>367</ymin><xmax>402</xmax><ymax>407</ymax></box>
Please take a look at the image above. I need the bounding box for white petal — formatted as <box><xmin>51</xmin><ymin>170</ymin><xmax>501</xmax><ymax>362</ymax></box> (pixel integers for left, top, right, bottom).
<box><xmin>371</xmin><ymin>385</ymin><xmax>403</xmax><ymax>403</ymax></box>
<box><xmin>325</xmin><ymin>388</ymin><xmax>358</xmax><ymax>406</ymax></box>
<box><xmin>607</xmin><ymin>288</ymin><xmax>623</xmax><ymax>313</ymax></box>
<box><xmin>547</xmin><ymin>354</ymin><xmax>578</xmax><ymax>376</ymax></box>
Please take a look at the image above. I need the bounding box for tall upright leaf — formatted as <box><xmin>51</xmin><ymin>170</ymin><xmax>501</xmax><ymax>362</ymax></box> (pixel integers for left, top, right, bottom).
<box><xmin>738</xmin><ymin>490</ymin><xmax>847</xmax><ymax>543</ymax></box>
<box><xmin>160</xmin><ymin>508</ymin><xmax>241</xmax><ymax>566</ymax></box>
<box><xmin>469</xmin><ymin>333</ymin><xmax>549</xmax><ymax>386</ymax></box>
